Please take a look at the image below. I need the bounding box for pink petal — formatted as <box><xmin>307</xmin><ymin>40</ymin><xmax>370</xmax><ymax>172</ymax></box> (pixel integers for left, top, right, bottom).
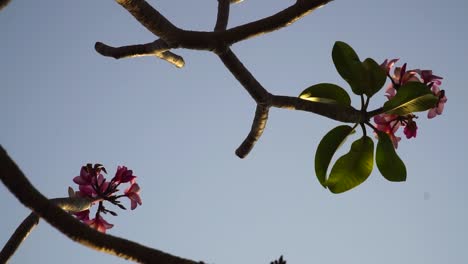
<box><xmin>427</xmin><ymin>108</ymin><xmax>437</xmax><ymax>119</ymax></box>
<box><xmin>436</xmin><ymin>103</ymin><xmax>445</xmax><ymax>115</ymax></box>
<box><xmin>431</xmin><ymin>85</ymin><xmax>440</xmax><ymax>94</ymax></box>
<box><xmin>79</xmin><ymin>185</ymin><xmax>96</xmax><ymax>196</ymax></box>
<box><xmin>74</xmin><ymin>210</ymin><xmax>90</xmax><ymax>221</ymax></box>
<box><xmin>73</xmin><ymin>176</ymin><xmax>89</xmax><ymax>185</ymax></box>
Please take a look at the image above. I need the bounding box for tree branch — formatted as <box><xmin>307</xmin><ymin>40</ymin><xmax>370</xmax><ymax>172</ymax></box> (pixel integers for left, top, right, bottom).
<box><xmin>218</xmin><ymin>48</ymin><xmax>270</xmax><ymax>103</ymax></box>
<box><xmin>115</xmin><ymin>0</ymin><xmax>181</xmax><ymax>44</ymax></box>
<box><xmin>236</xmin><ymin>104</ymin><xmax>270</xmax><ymax>158</ymax></box>
<box><xmin>271</xmin><ymin>95</ymin><xmax>363</xmax><ymax>123</ymax></box>
<box><xmin>0</xmin><ymin>213</ymin><xmax>39</xmax><ymax>263</ymax></box>
<box><xmin>95</xmin><ymin>40</ymin><xmax>185</xmax><ymax>68</ymax></box>
<box><xmin>214</xmin><ymin>0</ymin><xmax>230</xmax><ymax>32</ymax></box>
<box><xmin>222</xmin><ymin>0</ymin><xmax>333</xmax><ymax>45</ymax></box>
<box><xmin>113</xmin><ymin>0</ymin><xmax>333</xmax><ymax>50</ymax></box>
<box><xmin>0</xmin><ymin>196</ymin><xmax>96</xmax><ymax>263</ymax></box>
<box><xmin>0</xmin><ymin>146</ymin><xmax>201</xmax><ymax>264</ymax></box>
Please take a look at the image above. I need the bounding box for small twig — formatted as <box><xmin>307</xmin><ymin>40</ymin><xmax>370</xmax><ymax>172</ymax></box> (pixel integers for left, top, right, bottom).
<box><xmin>214</xmin><ymin>0</ymin><xmax>230</xmax><ymax>32</ymax></box>
<box><xmin>155</xmin><ymin>51</ymin><xmax>185</xmax><ymax>68</ymax></box>
<box><xmin>236</xmin><ymin>104</ymin><xmax>270</xmax><ymax>158</ymax></box>
<box><xmin>95</xmin><ymin>40</ymin><xmax>185</xmax><ymax>68</ymax></box>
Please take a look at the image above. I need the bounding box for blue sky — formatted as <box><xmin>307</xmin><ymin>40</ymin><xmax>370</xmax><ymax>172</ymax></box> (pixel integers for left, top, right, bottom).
<box><xmin>1</xmin><ymin>0</ymin><xmax>467</xmax><ymax>263</ymax></box>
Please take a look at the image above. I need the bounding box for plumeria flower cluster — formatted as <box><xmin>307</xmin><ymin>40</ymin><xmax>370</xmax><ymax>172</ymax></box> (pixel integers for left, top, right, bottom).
<box><xmin>373</xmin><ymin>59</ymin><xmax>447</xmax><ymax>148</ymax></box>
<box><xmin>69</xmin><ymin>163</ymin><xmax>142</xmax><ymax>233</ymax></box>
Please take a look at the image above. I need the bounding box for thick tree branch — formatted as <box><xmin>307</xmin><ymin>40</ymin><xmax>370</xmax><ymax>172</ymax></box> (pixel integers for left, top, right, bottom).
<box><xmin>236</xmin><ymin>104</ymin><xmax>270</xmax><ymax>158</ymax></box>
<box><xmin>113</xmin><ymin>0</ymin><xmax>332</xmax><ymax>50</ymax></box>
<box><xmin>0</xmin><ymin>146</ymin><xmax>201</xmax><ymax>264</ymax></box>
<box><xmin>221</xmin><ymin>0</ymin><xmax>332</xmax><ymax>45</ymax></box>
<box><xmin>95</xmin><ymin>40</ymin><xmax>185</xmax><ymax>68</ymax></box>
<box><xmin>115</xmin><ymin>0</ymin><xmax>181</xmax><ymax>45</ymax></box>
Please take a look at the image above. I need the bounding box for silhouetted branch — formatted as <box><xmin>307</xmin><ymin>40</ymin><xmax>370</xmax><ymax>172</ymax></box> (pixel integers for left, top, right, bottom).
<box><xmin>236</xmin><ymin>104</ymin><xmax>270</xmax><ymax>158</ymax></box>
<box><xmin>115</xmin><ymin>0</ymin><xmax>181</xmax><ymax>44</ymax></box>
<box><xmin>218</xmin><ymin>47</ymin><xmax>363</xmax><ymax>157</ymax></box>
<box><xmin>271</xmin><ymin>95</ymin><xmax>362</xmax><ymax>123</ymax></box>
<box><xmin>0</xmin><ymin>146</ymin><xmax>201</xmax><ymax>264</ymax></box>
<box><xmin>214</xmin><ymin>0</ymin><xmax>230</xmax><ymax>32</ymax></box>
<box><xmin>222</xmin><ymin>0</ymin><xmax>333</xmax><ymax>45</ymax></box>
<box><xmin>218</xmin><ymin>48</ymin><xmax>270</xmax><ymax>102</ymax></box>
<box><xmin>0</xmin><ymin>213</ymin><xmax>39</xmax><ymax>263</ymax></box>
<box><xmin>113</xmin><ymin>0</ymin><xmax>333</xmax><ymax>50</ymax></box>
<box><xmin>0</xmin><ymin>196</ymin><xmax>95</xmax><ymax>263</ymax></box>
<box><xmin>95</xmin><ymin>40</ymin><xmax>185</xmax><ymax>68</ymax></box>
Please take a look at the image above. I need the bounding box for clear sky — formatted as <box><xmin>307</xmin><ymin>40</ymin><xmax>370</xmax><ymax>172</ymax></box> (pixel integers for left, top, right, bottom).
<box><xmin>1</xmin><ymin>0</ymin><xmax>467</xmax><ymax>263</ymax></box>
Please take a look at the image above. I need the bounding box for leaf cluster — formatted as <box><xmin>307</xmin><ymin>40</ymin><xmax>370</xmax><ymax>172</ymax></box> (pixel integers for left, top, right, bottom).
<box><xmin>299</xmin><ymin>41</ymin><xmax>438</xmax><ymax>193</ymax></box>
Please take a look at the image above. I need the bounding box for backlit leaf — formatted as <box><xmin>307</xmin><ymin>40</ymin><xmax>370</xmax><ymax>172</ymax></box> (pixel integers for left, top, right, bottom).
<box><xmin>332</xmin><ymin>41</ymin><xmax>366</xmax><ymax>95</ymax></box>
<box><xmin>326</xmin><ymin>136</ymin><xmax>374</xmax><ymax>193</ymax></box>
<box><xmin>376</xmin><ymin>132</ymin><xmax>406</xmax><ymax>182</ymax></box>
<box><xmin>315</xmin><ymin>125</ymin><xmax>354</xmax><ymax>187</ymax></box>
<box><xmin>299</xmin><ymin>83</ymin><xmax>351</xmax><ymax>106</ymax></box>
<box><xmin>383</xmin><ymin>82</ymin><xmax>438</xmax><ymax>116</ymax></box>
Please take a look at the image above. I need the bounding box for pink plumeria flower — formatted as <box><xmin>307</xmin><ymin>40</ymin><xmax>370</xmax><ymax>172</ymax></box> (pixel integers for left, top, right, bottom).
<box><xmin>71</xmin><ymin>164</ymin><xmax>142</xmax><ymax>232</ymax></box>
<box><xmin>73</xmin><ymin>166</ymin><xmax>93</xmax><ymax>185</ymax></box>
<box><xmin>385</xmin><ymin>85</ymin><xmax>397</xmax><ymax>100</ymax></box>
<box><xmin>403</xmin><ymin>119</ymin><xmax>418</xmax><ymax>139</ymax></box>
<box><xmin>377</xmin><ymin>60</ymin><xmax>447</xmax><ymax>146</ymax></box>
<box><xmin>125</xmin><ymin>183</ymin><xmax>142</xmax><ymax>210</ymax></box>
<box><xmin>374</xmin><ymin>113</ymin><xmax>401</xmax><ymax>148</ymax></box>
<box><xmin>417</xmin><ymin>70</ymin><xmax>443</xmax><ymax>86</ymax></box>
<box><xmin>392</xmin><ymin>63</ymin><xmax>421</xmax><ymax>86</ymax></box>
<box><xmin>113</xmin><ymin>166</ymin><xmax>137</xmax><ymax>184</ymax></box>
<box><xmin>78</xmin><ymin>184</ymin><xmax>96</xmax><ymax>197</ymax></box>
<box><xmin>380</xmin><ymin>58</ymin><xmax>399</xmax><ymax>74</ymax></box>
<box><xmin>84</xmin><ymin>215</ymin><xmax>114</xmax><ymax>233</ymax></box>
<box><xmin>428</xmin><ymin>85</ymin><xmax>447</xmax><ymax>119</ymax></box>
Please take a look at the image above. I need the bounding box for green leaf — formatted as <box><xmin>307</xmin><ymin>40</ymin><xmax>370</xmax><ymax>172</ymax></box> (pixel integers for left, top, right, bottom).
<box><xmin>362</xmin><ymin>58</ymin><xmax>387</xmax><ymax>98</ymax></box>
<box><xmin>299</xmin><ymin>83</ymin><xmax>351</xmax><ymax>106</ymax></box>
<box><xmin>332</xmin><ymin>41</ymin><xmax>366</xmax><ymax>95</ymax></box>
<box><xmin>383</xmin><ymin>82</ymin><xmax>438</xmax><ymax>116</ymax></box>
<box><xmin>376</xmin><ymin>132</ymin><xmax>407</xmax><ymax>182</ymax></box>
<box><xmin>326</xmin><ymin>136</ymin><xmax>374</xmax><ymax>193</ymax></box>
<box><xmin>315</xmin><ymin>125</ymin><xmax>354</xmax><ymax>187</ymax></box>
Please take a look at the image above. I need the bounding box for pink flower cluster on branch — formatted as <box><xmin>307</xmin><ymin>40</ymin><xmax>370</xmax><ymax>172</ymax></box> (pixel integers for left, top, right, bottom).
<box><xmin>373</xmin><ymin>59</ymin><xmax>447</xmax><ymax>148</ymax></box>
<box><xmin>70</xmin><ymin>164</ymin><xmax>142</xmax><ymax>233</ymax></box>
